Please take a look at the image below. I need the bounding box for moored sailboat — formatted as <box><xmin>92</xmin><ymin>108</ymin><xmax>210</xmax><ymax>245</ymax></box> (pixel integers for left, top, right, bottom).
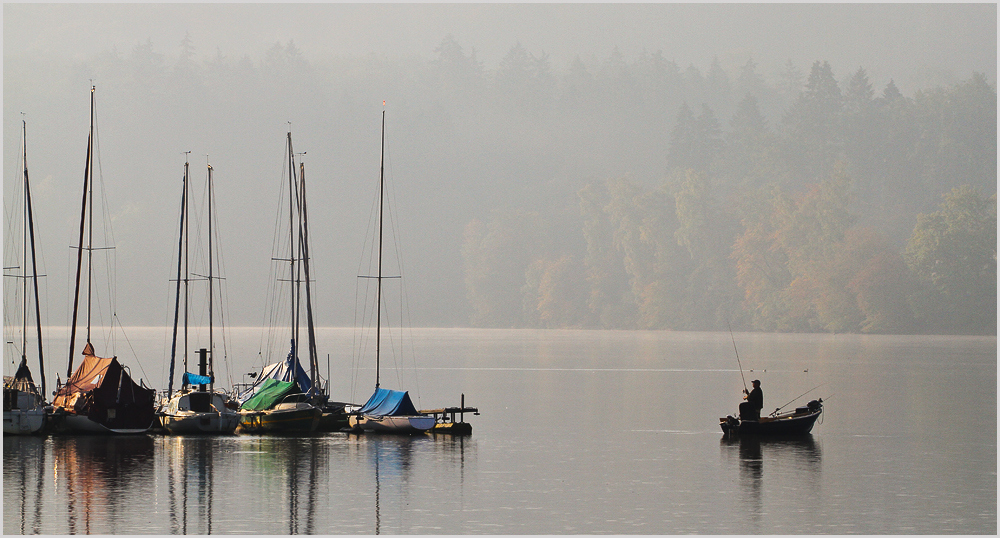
<box><xmin>49</xmin><ymin>86</ymin><xmax>156</xmax><ymax>434</ymax></box>
<box><xmin>4</xmin><ymin>119</ymin><xmax>47</xmax><ymax>435</ymax></box>
<box><xmin>236</xmin><ymin>130</ymin><xmax>322</xmax><ymax>434</ymax></box>
<box><xmin>159</xmin><ymin>159</ymin><xmax>239</xmax><ymax>434</ymax></box>
<box><xmin>347</xmin><ymin>108</ymin><xmax>434</xmax><ymax>434</ymax></box>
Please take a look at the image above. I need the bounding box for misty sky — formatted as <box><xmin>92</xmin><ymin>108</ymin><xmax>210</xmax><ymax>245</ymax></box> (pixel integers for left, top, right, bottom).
<box><xmin>5</xmin><ymin>3</ymin><xmax>996</xmax><ymax>93</ymax></box>
<box><xmin>3</xmin><ymin>2</ymin><xmax>996</xmax><ymax>336</ymax></box>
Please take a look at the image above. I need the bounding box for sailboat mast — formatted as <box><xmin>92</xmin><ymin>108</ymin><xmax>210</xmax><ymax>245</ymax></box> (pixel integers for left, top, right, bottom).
<box><xmin>299</xmin><ymin>162</ymin><xmax>319</xmax><ymax>396</ymax></box>
<box><xmin>287</xmin><ymin>131</ymin><xmax>300</xmax><ymax>379</ymax></box>
<box><xmin>67</xmin><ymin>86</ymin><xmax>95</xmax><ymax>377</ymax></box>
<box><xmin>22</xmin><ymin>120</ymin><xmax>46</xmax><ymax>395</ymax></box>
<box><xmin>207</xmin><ymin>161</ymin><xmax>214</xmax><ymax>391</ymax></box>
<box><xmin>167</xmin><ymin>156</ymin><xmax>188</xmax><ymax>398</ymax></box>
<box><xmin>183</xmin><ymin>158</ymin><xmax>190</xmax><ymax>382</ymax></box>
<box><xmin>86</xmin><ymin>88</ymin><xmax>95</xmax><ymax>346</ymax></box>
<box><xmin>21</xmin><ymin>122</ymin><xmax>29</xmax><ymax>372</ymax></box>
<box><xmin>376</xmin><ymin>108</ymin><xmax>385</xmax><ymax>389</ymax></box>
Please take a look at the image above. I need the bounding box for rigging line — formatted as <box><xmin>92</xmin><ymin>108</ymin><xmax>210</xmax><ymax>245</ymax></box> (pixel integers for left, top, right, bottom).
<box><xmin>258</xmin><ymin>139</ymin><xmax>291</xmax><ymax>368</ymax></box>
<box><xmin>113</xmin><ymin>313</ymin><xmax>149</xmax><ymax>383</ymax></box>
<box><xmin>385</xmin><ymin>208</ymin><xmax>422</xmax><ymax>401</ymax></box>
<box><xmin>386</xmin><ymin>155</ymin><xmax>423</xmax><ymax>405</ymax></box>
<box><xmin>206</xmin><ymin>173</ymin><xmax>234</xmax><ymax>389</ymax></box>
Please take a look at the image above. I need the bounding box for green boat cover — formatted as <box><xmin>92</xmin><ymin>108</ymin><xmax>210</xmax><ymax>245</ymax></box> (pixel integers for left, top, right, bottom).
<box><xmin>240</xmin><ymin>378</ymin><xmax>295</xmax><ymax>411</ymax></box>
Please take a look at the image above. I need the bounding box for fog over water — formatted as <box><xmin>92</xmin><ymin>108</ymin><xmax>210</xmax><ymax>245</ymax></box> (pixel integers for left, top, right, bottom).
<box><xmin>3</xmin><ymin>3</ymin><xmax>996</xmax><ymax>340</ymax></box>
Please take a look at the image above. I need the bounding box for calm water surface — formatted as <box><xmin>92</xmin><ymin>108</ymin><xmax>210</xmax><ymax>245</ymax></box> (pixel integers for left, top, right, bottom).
<box><xmin>4</xmin><ymin>329</ymin><xmax>996</xmax><ymax>534</ymax></box>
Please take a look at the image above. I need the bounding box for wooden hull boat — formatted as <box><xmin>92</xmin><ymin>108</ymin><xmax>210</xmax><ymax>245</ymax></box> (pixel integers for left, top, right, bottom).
<box><xmin>238</xmin><ymin>402</ymin><xmax>321</xmax><ymax>434</ymax></box>
<box><xmin>721</xmin><ymin>399</ymin><xmax>823</xmax><ymax>436</ymax></box>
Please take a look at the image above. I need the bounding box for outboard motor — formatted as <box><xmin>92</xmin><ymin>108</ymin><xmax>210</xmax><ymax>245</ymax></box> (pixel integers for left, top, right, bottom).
<box><xmin>807</xmin><ymin>399</ymin><xmax>823</xmax><ymax>411</ymax></box>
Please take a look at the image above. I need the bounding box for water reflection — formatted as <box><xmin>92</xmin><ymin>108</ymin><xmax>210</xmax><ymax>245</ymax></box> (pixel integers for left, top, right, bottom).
<box><xmin>721</xmin><ymin>435</ymin><xmax>822</xmax><ymax>521</ymax></box>
<box><xmin>162</xmin><ymin>436</ymin><xmax>222</xmax><ymax>534</ymax></box>
<box><xmin>3</xmin><ymin>436</ymin><xmax>46</xmax><ymax>534</ymax></box>
<box><xmin>51</xmin><ymin>434</ymin><xmax>156</xmax><ymax>534</ymax></box>
<box><xmin>235</xmin><ymin>436</ymin><xmax>329</xmax><ymax>535</ymax></box>
<box><xmin>348</xmin><ymin>433</ymin><xmax>475</xmax><ymax>535</ymax></box>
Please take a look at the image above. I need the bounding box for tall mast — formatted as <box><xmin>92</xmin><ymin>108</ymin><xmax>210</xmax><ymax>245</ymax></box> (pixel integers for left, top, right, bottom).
<box><xmin>21</xmin><ymin>121</ymin><xmax>29</xmax><ymax>374</ymax></box>
<box><xmin>286</xmin><ymin>131</ymin><xmax>299</xmax><ymax>378</ymax></box>
<box><xmin>376</xmin><ymin>108</ymin><xmax>385</xmax><ymax>389</ymax></box>
<box><xmin>183</xmin><ymin>158</ymin><xmax>190</xmax><ymax>383</ymax></box>
<box><xmin>299</xmin><ymin>161</ymin><xmax>318</xmax><ymax>396</ymax></box>
<box><xmin>86</xmin><ymin>89</ymin><xmax>95</xmax><ymax>347</ymax></box>
<box><xmin>207</xmin><ymin>161</ymin><xmax>214</xmax><ymax>391</ymax></box>
<box><xmin>22</xmin><ymin>120</ymin><xmax>46</xmax><ymax>395</ymax></box>
<box><xmin>167</xmin><ymin>155</ymin><xmax>188</xmax><ymax>397</ymax></box>
<box><xmin>67</xmin><ymin>86</ymin><xmax>95</xmax><ymax>377</ymax></box>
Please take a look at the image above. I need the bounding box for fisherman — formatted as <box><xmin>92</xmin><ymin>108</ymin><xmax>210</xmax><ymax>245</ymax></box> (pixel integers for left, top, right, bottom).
<box><xmin>739</xmin><ymin>379</ymin><xmax>763</xmax><ymax>421</ymax></box>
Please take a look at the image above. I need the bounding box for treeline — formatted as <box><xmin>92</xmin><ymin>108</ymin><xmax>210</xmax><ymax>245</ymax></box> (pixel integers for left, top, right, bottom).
<box><xmin>6</xmin><ymin>37</ymin><xmax>995</xmax><ymax>332</ymax></box>
<box><xmin>461</xmin><ymin>61</ymin><xmax>996</xmax><ymax>334</ymax></box>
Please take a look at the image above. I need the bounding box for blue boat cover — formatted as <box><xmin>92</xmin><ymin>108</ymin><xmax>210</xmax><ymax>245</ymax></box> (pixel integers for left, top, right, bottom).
<box><xmin>357</xmin><ymin>387</ymin><xmax>421</xmax><ymax>417</ymax></box>
<box><xmin>183</xmin><ymin>372</ymin><xmax>212</xmax><ymax>386</ymax></box>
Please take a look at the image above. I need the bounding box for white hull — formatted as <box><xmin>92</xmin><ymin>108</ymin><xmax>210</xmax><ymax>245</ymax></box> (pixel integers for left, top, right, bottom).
<box><xmin>3</xmin><ymin>409</ymin><xmax>45</xmax><ymax>435</ymax></box>
<box><xmin>160</xmin><ymin>391</ymin><xmax>239</xmax><ymax>434</ymax></box>
<box><xmin>349</xmin><ymin>414</ymin><xmax>435</xmax><ymax>434</ymax></box>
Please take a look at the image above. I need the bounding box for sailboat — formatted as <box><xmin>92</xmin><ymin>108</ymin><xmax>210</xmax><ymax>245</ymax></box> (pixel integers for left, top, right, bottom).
<box><xmin>236</xmin><ymin>131</ymin><xmax>322</xmax><ymax>434</ymax></box>
<box><xmin>347</xmin><ymin>108</ymin><xmax>435</xmax><ymax>434</ymax></box>
<box><xmin>49</xmin><ymin>86</ymin><xmax>156</xmax><ymax>434</ymax></box>
<box><xmin>159</xmin><ymin>159</ymin><xmax>240</xmax><ymax>434</ymax></box>
<box><xmin>3</xmin><ymin>119</ymin><xmax>47</xmax><ymax>435</ymax></box>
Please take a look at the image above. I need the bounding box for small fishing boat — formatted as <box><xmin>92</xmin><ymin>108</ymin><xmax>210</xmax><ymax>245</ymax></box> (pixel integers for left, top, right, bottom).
<box><xmin>720</xmin><ymin>399</ymin><xmax>823</xmax><ymax>436</ymax></box>
<box><xmin>4</xmin><ymin>119</ymin><xmax>47</xmax><ymax>436</ymax></box>
<box><xmin>159</xmin><ymin>159</ymin><xmax>239</xmax><ymax>434</ymax></box>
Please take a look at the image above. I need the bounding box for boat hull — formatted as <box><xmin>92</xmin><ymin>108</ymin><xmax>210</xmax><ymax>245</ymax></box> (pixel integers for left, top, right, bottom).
<box><xmin>3</xmin><ymin>409</ymin><xmax>46</xmax><ymax>435</ymax></box>
<box><xmin>237</xmin><ymin>405</ymin><xmax>321</xmax><ymax>434</ymax></box>
<box><xmin>51</xmin><ymin>412</ymin><xmax>152</xmax><ymax>434</ymax></box>
<box><xmin>161</xmin><ymin>412</ymin><xmax>239</xmax><ymax>434</ymax></box>
<box><xmin>721</xmin><ymin>403</ymin><xmax>823</xmax><ymax>437</ymax></box>
<box><xmin>349</xmin><ymin>414</ymin><xmax>435</xmax><ymax>434</ymax></box>
<box><xmin>160</xmin><ymin>391</ymin><xmax>240</xmax><ymax>434</ymax></box>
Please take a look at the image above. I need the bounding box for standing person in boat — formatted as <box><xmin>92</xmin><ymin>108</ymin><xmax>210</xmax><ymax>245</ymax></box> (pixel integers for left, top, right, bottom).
<box><xmin>740</xmin><ymin>380</ymin><xmax>763</xmax><ymax>420</ymax></box>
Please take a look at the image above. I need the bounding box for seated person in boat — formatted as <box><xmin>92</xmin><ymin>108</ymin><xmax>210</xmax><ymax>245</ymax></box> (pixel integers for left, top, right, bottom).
<box><xmin>739</xmin><ymin>379</ymin><xmax>763</xmax><ymax>421</ymax></box>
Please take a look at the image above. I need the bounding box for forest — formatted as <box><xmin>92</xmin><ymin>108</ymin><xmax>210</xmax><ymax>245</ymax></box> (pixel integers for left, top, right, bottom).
<box><xmin>4</xmin><ymin>36</ymin><xmax>997</xmax><ymax>334</ymax></box>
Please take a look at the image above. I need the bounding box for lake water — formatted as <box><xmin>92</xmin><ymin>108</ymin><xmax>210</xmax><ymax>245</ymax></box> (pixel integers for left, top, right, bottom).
<box><xmin>4</xmin><ymin>328</ymin><xmax>997</xmax><ymax>534</ymax></box>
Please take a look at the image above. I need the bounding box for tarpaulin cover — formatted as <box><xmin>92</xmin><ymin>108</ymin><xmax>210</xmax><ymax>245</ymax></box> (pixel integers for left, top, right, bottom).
<box><xmin>183</xmin><ymin>372</ymin><xmax>212</xmax><ymax>386</ymax></box>
<box><xmin>357</xmin><ymin>387</ymin><xmax>420</xmax><ymax>417</ymax></box>
<box><xmin>240</xmin><ymin>378</ymin><xmax>296</xmax><ymax>411</ymax></box>
<box><xmin>51</xmin><ymin>345</ymin><xmax>155</xmax><ymax>429</ymax></box>
<box><xmin>237</xmin><ymin>351</ymin><xmax>313</xmax><ymax>405</ymax></box>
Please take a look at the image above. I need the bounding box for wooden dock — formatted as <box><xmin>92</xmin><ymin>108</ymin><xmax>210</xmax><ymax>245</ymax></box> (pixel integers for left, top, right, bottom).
<box><xmin>420</xmin><ymin>394</ymin><xmax>479</xmax><ymax>435</ymax></box>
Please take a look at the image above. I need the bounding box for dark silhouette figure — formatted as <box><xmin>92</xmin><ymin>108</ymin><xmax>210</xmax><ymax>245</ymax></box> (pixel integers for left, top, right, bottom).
<box><xmin>739</xmin><ymin>379</ymin><xmax>763</xmax><ymax>421</ymax></box>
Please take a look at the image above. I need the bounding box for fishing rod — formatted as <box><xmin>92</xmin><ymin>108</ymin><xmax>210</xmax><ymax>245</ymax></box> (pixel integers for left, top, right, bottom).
<box><xmin>727</xmin><ymin>320</ymin><xmax>748</xmax><ymax>393</ymax></box>
<box><xmin>770</xmin><ymin>383</ymin><xmax>826</xmax><ymax>416</ymax></box>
